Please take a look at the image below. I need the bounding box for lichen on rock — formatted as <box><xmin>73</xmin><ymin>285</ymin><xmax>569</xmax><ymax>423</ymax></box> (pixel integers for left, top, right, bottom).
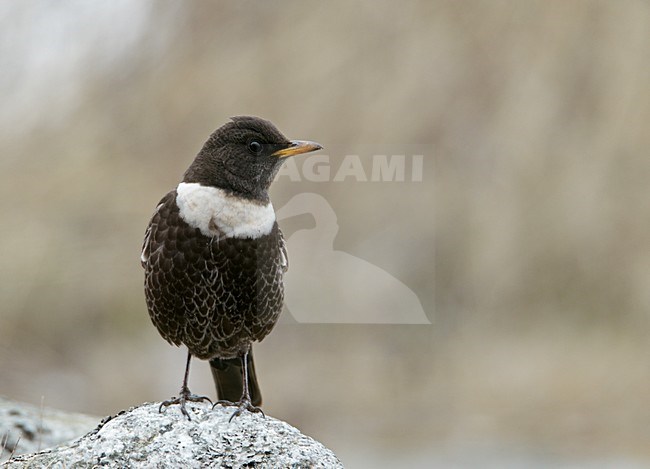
<box><xmin>2</xmin><ymin>400</ymin><xmax>343</xmax><ymax>468</ymax></box>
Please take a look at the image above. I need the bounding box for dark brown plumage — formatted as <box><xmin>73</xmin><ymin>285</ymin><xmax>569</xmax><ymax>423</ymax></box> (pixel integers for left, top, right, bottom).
<box><xmin>141</xmin><ymin>116</ymin><xmax>321</xmax><ymax>419</ymax></box>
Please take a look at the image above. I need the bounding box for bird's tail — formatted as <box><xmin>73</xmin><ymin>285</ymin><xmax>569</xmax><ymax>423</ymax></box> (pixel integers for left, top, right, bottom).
<box><xmin>209</xmin><ymin>349</ymin><xmax>262</xmax><ymax>406</ymax></box>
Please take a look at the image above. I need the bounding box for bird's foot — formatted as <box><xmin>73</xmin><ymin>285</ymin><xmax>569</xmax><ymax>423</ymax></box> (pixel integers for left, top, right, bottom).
<box><xmin>159</xmin><ymin>387</ymin><xmax>213</xmax><ymax>421</ymax></box>
<box><xmin>213</xmin><ymin>398</ymin><xmax>265</xmax><ymax>422</ymax></box>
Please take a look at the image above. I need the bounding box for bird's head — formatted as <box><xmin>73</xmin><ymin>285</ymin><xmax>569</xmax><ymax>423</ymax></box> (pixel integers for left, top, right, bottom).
<box><xmin>183</xmin><ymin>116</ymin><xmax>322</xmax><ymax>202</ymax></box>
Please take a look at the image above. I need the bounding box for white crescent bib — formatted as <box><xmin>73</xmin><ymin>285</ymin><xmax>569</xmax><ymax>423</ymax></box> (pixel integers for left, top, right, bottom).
<box><xmin>176</xmin><ymin>182</ymin><xmax>275</xmax><ymax>239</ymax></box>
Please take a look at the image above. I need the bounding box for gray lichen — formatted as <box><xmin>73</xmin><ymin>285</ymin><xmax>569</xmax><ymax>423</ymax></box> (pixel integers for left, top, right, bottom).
<box><xmin>0</xmin><ymin>396</ymin><xmax>98</xmax><ymax>463</ymax></box>
<box><xmin>2</xmin><ymin>400</ymin><xmax>343</xmax><ymax>468</ymax></box>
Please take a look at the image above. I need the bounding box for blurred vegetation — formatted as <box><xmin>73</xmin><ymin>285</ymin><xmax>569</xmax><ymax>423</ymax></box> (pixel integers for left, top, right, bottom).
<box><xmin>1</xmin><ymin>1</ymin><xmax>649</xmax><ymax>466</ymax></box>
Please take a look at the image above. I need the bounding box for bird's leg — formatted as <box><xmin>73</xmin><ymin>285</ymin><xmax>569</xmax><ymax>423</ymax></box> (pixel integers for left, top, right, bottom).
<box><xmin>159</xmin><ymin>350</ymin><xmax>212</xmax><ymax>420</ymax></box>
<box><xmin>214</xmin><ymin>348</ymin><xmax>265</xmax><ymax>422</ymax></box>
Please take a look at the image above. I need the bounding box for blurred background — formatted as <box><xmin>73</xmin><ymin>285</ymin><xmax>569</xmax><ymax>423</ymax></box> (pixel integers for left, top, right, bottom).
<box><xmin>1</xmin><ymin>1</ymin><xmax>649</xmax><ymax>467</ymax></box>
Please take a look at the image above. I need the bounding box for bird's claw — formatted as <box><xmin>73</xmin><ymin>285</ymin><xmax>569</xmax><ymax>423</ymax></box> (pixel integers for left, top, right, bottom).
<box><xmin>213</xmin><ymin>398</ymin><xmax>265</xmax><ymax>422</ymax></box>
<box><xmin>159</xmin><ymin>388</ymin><xmax>213</xmax><ymax>421</ymax></box>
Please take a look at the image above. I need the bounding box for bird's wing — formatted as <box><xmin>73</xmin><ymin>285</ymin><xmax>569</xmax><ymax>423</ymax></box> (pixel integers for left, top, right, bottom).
<box><xmin>142</xmin><ymin>190</ymin><xmax>195</xmax><ymax>348</ymax></box>
<box><xmin>279</xmin><ymin>230</ymin><xmax>289</xmax><ymax>273</ymax></box>
<box><xmin>141</xmin><ymin>192</ymin><xmax>175</xmax><ymax>268</ymax></box>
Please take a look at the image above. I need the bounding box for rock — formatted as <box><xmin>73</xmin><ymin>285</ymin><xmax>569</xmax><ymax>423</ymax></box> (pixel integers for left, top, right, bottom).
<box><xmin>2</xmin><ymin>400</ymin><xmax>343</xmax><ymax>468</ymax></box>
<box><xmin>0</xmin><ymin>396</ymin><xmax>99</xmax><ymax>463</ymax></box>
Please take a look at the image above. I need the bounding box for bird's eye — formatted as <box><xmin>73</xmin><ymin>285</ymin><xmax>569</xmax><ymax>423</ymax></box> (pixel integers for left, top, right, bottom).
<box><xmin>248</xmin><ymin>141</ymin><xmax>263</xmax><ymax>155</ymax></box>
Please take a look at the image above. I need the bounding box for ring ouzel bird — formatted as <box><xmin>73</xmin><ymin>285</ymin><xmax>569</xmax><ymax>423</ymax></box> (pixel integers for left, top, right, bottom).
<box><xmin>141</xmin><ymin>116</ymin><xmax>321</xmax><ymax>420</ymax></box>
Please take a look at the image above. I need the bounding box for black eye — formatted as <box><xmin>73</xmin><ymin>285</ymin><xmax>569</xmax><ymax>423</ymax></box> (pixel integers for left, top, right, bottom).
<box><xmin>248</xmin><ymin>141</ymin><xmax>263</xmax><ymax>155</ymax></box>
